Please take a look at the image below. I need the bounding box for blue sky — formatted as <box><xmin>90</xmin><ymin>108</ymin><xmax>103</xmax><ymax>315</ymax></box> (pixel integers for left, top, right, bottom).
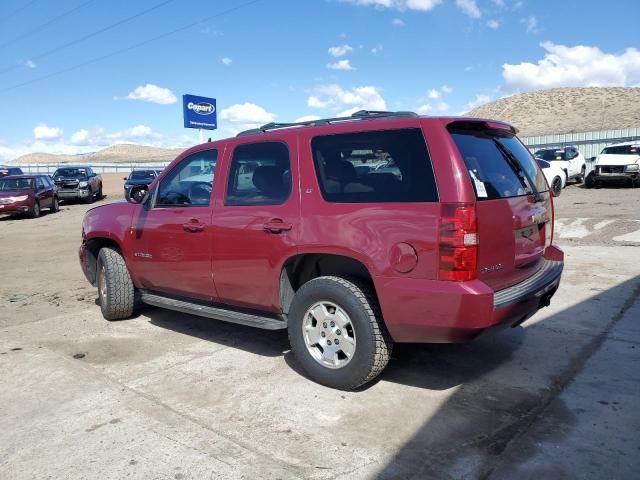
<box><xmin>1</xmin><ymin>0</ymin><xmax>639</xmax><ymax>161</ymax></box>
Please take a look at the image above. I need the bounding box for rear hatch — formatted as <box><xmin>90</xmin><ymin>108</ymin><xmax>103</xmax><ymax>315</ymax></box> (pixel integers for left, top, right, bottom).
<box><xmin>448</xmin><ymin>121</ymin><xmax>552</xmax><ymax>292</ymax></box>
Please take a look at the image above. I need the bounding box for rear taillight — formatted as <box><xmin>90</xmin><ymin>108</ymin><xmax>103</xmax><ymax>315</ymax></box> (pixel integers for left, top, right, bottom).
<box><xmin>545</xmin><ymin>192</ymin><xmax>555</xmax><ymax>248</ymax></box>
<box><xmin>439</xmin><ymin>203</ymin><xmax>478</xmax><ymax>281</ymax></box>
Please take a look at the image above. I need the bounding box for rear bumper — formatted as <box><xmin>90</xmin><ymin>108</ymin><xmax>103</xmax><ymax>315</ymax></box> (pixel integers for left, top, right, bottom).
<box><xmin>376</xmin><ymin>245</ymin><xmax>564</xmax><ymax>343</ymax></box>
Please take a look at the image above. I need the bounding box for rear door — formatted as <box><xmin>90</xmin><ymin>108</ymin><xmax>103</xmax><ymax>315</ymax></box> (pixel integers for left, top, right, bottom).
<box><xmin>209</xmin><ymin>137</ymin><xmax>299</xmax><ymax>312</ymax></box>
<box><xmin>448</xmin><ymin>123</ymin><xmax>552</xmax><ymax>291</ymax></box>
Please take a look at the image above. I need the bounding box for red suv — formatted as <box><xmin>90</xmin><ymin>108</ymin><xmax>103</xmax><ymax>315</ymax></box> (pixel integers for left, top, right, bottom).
<box><xmin>79</xmin><ymin>111</ymin><xmax>563</xmax><ymax>389</ymax></box>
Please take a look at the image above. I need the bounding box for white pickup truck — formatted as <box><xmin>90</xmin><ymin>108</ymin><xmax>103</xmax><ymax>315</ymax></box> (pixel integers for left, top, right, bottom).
<box><xmin>586</xmin><ymin>142</ymin><xmax>640</xmax><ymax>188</ymax></box>
<box><xmin>534</xmin><ymin>146</ymin><xmax>586</xmax><ymax>185</ymax></box>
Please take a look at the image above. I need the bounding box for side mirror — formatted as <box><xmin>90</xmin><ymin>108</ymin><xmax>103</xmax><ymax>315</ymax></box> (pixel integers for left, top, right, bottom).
<box><xmin>125</xmin><ymin>184</ymin><xmax>149</xmax><ymax>204</ymax></box>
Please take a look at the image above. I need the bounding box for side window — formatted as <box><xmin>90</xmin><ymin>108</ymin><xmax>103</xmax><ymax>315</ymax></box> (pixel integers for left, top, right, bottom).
<box><xmin>156</xmin><ymin>149</ymin><xmax>217</xmax><ymax>207</ymax></box>
<box><xmin>225</xmin><ymin>142</ymin><xmax>291</xmax><ymax>206</ymax></box>
<box><xmin>311</xmin><ymin>128</ymin><xmax>438</xmax><ymax>203</ymax></box>
<box><xmin>36</xmin><ymin>177</ymin><xmax>45</xmax><ymax>189</ymax></box>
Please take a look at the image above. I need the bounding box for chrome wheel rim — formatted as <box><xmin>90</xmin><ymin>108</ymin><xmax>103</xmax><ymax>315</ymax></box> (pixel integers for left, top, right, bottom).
<box><xmin>98</xmin><ymin>265</ymin><xmax>107</xmax><ymax>304</ymax></box>
<box><xmin>303</xmin><ymin>301</ymin><xmax>356</xmax><ymax>369</ymax></box>
<box><xmin>34</xmin><ymin>203</ymin><xmax>39</xmax><ymax>216</ymax></box>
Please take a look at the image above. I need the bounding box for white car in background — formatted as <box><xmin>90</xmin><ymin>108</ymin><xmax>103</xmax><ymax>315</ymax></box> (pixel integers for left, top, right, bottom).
<box><xmin>537</xmin><ymin>159</ymin><xmax>566</xmax><ymax>197</ymax></box>
<box><xmin>534</xmin><ymin>146</ymin><xmax>586</xmax><ymax>184</ymax></box>
<box><xmin>586</xmin><ymin>142</ymin><xmax>640</xmax><ymax>188</ymax></box>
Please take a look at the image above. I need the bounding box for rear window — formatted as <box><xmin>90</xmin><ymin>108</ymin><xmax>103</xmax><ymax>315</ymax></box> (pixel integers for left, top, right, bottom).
<box><xmin>0</xmin><ymin>178</ymin><xmax>34</xmax><ymax>190</ymax></box>
<box><xmin>311</xmin><ymin>128</ymin><xmax>438</xmax><ymax>203</ymax></box>
<box><xmin>450</xmin><ymin>128</ymin><xmax>548</xmax><ymax>200</ymax></box>
<box><xmin>602</xmin><ymin>145</ymin><xmax>639</xmax><ymax>155</ymax></box>
<box><xmin>130</xmin><ymin>170</ymin><xmax>156</xmax><ymax>180</ymax></box>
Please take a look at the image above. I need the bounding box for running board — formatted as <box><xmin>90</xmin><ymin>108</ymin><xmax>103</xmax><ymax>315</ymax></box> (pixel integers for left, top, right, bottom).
<box><xmin>140</xmin><ymin>292</ymin><xmax>287</xmax><ymax>330</ymax></box>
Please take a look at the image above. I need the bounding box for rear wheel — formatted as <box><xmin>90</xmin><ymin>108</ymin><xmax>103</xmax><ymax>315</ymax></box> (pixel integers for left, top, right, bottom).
<box><xmin>50</xmin><ymin>196</ymin><xmax>59</xmax><ymax>213</ymax></box>
<box><xmin>29</xmin><ymin>201</ymin><xmax>40</xmax><ymax>218</ymax></box>
<box><xmin>585</xmin><ymin>171</ymin><xmax>596</xmax><ymax>188</ymax></box>
<box><xmin>551</xmin><ymin>176</ymin><xmax>562</xmax><ymax>197</ymax></box>
<box><xmin>97</xmin><ymin>247</ymin><xmax>137</xmax><ymax>320</ymax></box>
<box><xmin>288</xmin><ymin>276</ymin><xmax>392</xmax><ymax>390</ymax></box>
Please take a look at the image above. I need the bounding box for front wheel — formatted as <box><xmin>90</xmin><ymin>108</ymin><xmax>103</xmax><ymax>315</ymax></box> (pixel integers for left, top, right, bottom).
<box><xmin>29</xmin><ymin>201</ymin><xmax>40</xmax><ymax>218</ymax></box>
<box><xmin>97</xmin><ymin>247</ymin><xmax>137</xmax><ymax>320</ymax></box>
<box><xmin>288</xmin><ymin>276</ymin><xmax>392</xmax><ymax>390</ymax></box>
<box><xmin>551</xmin><ymin>176</ymin><xmax>563</xmax><ymax>197</ymax></box>
<box><xmin>575</xmin><ymin>166</ymin><xmax>585</xmax><ymax>184</ymax></box>
<box><xmin>97</xmin><ymin>183</ymin><xmax>103</xmax><ymax>200</ymax></box>
<box><xmin>84</xmin><ymin>187</ymin><xmax>94</xmax><ymax>204</ymax></box>
<box><xmin>50</xmin><ymin>196</ymin><xmax>59</xmax><ymax>213</ymax></box>
<box><xmin>585</xmin><ymin>171</ymin><xmax>597</xmax><ymax>188</ymax></box>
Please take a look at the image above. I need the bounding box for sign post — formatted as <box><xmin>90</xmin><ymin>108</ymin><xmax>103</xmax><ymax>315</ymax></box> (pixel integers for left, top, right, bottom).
<box><xmin>183</xmin><ymin>94</ymin><xmax>217</xmax><ymax>142</ymax></box>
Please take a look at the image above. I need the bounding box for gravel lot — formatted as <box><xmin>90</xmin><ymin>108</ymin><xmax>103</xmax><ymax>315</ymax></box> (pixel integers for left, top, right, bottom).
<box><xmin>1</xmin><ymin>179</ymin><xmax>639</xmax><ymax>479</ymax></box>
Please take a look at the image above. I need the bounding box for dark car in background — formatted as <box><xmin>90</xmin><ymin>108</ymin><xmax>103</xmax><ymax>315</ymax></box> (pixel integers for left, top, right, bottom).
<box><xmin>123</xmin><ymin>169</ymin><xmax>161</xmax><ymax>197</ymax></box>
<box><xmin>0</xmin><ymin>166</ymin><xmax>24</xmax><ymax>178</ymax></box>
<box><xmin>0</xmin><ymin>174</ymin><xmax>59</xmax><ymax>217</ymax></box>
<box><xmin>52</xmin><ymin>165</ymin><xmax>102</xmax><ymax>203</ymax></box>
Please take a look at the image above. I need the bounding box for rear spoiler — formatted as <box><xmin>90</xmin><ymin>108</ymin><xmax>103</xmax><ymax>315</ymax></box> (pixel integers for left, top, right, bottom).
<box><xmin>447</xmin><ymin>119</ymin><xmax>519</xmax><ymax>135</ymax></box>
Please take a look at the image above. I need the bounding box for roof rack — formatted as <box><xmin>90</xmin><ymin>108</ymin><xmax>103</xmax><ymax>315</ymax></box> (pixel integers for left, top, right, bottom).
<box><xmin>236</xmin><ymin>110</ymin><xmax>418</xmax><ymax>137</ymax></box>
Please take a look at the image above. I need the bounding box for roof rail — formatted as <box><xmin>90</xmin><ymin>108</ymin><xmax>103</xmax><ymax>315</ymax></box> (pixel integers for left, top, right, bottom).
<box><xmin>237</xmin><ymin>110</ymin><xmax>418</xmax><ymax>137</ymax></box>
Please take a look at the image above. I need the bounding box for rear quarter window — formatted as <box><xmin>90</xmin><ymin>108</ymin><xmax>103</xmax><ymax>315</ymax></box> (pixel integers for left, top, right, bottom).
<box><xmin>311</xmin><ymin>128</ymin><xmax>438</xmax><ymax>203</ymax></box>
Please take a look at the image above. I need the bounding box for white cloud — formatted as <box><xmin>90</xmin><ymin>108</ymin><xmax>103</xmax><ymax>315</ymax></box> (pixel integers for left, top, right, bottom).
<box><xmin>487</xmin><ymin>19</ymin><xmax>500</xmax><ymax>29</ymax></box>
<box><xmin>456</xmin><ymin>0</ymin><xmax>481</xmax><ymax>18</ymax></box>
<box><xmin>109</xmin><ymin>125</ymin><xmax>160</xmax><ymax>140</ymax></box>
<box><xmin>441</xmin><ymin>84</ymin><xmax>453</xmax><ymax>94</ymax></box>
<box><xmin>436</xmin><ymin>102</ymin><xmax>449</xmax><ymax>112</ymax></box>
<box><xmin>19</xmin><ymin>59</ymin><xmax>37</xmax><ymax>69</ymax></box>
<box><xmin>428</xmin><ymin>89</ymin><xmax>441</xmax><ymax>100</ymax></box>
<box><xmin>220</xmin><ymin>103</ymin><xmax>276</xmax><ymax>125</ymax></box>
<box><xmin>327</xmin><ymin>59</ymin><xmax>356</xmax><ymax>71</ymax></box>
<box><xmin>341</xmin><ymin>0</ymin><xmax>442</xmax><ymax>11</ymax></box>
<box><xmin>294</xmin><ymin>115</ymin><xmax>322</xmax><ymax>123</ymax></box>
<box><xmin>70</xmin><ymin>129</ymin><xmax>90</xmax><ymax>145</ymax></box>
<box><xmin>492</xmin><ymin>0</ymin><xmax>505</xmax><ymax>6</ymax></box>
<box><xmin>465</xmin><ymin>65</ymin><xmax>473</xmax><ymax>72</ymax></box>
<box><xmin>126</xmin><ymin>83</ymin><xmax>177</xmax><ymax>105</ymax></box>
<box><xmin>417</xmin><ymin>104</ymin><xmax>432</xmax><ymax>114</ymax></box>
<box><xmin>427</xmin><ymin>85</ymin><xmax>452</xmax><ymax>100</ymax></box>
<box><xmin>391</xmin><ymin>18</ymin><xmax>405</xmax><ymax>26</ymax></box>
<box><xmin>307</xmin><ymin>84</ymin><xmax>387</xmax><ymax>112</ymax></box>
<box><xmin>521</xmin><ymin>15</ymin><xmax>537</xmax><ymax>33</ymax></box>
<box><xmin>464</xmin><ymin>94</ymin><xmax>492</xmax><ymax>112</ymax></box>
<box><xmin>328</xmin><ymin>44</ymin><xmax>353</xmax><ymax>58</ymax></box>
<box><xmin>502</xmin><ymin>42</ymin><xmax>640</xmax><ymax>93</ymax></box>
<box><xmin>371</xmin><ymin>44</ymin><xmax>383</xmax><ymax>54</ymax></box>
<box><xmin>33</xmin><ymin>124</ymin><xmax>63</xmax><ymax>142</ymax></box>
<box><xmin>221</xmin><ymin>57</ymin><xmax>232</xmax><ymax>65</ymax></box>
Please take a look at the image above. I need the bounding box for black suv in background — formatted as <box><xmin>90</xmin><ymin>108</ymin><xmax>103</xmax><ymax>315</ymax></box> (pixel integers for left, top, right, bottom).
<box><xmin>123</xmin><ymin>169</ymin><xmax>161</xmax><ymax>197</ymax></box>
<box><xmin>52</xmin><ymin>165</ymin><xmax>103</xmax><ymax>203</ymax></box>
<box><xmin>0</xmin><ymin>166</ymin><xmax>24</xmax><ymax>177</ymax></box>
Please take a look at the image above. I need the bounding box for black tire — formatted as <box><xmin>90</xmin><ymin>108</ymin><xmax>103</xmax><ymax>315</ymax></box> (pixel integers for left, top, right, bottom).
<box><xmin>97</xmin><ymin>183</ymin><xmax>103</xmax><ymax>200</ymax></box>
<box><xmin>97</xmin><ymin>247</ymin><xmax>137</xmax><ymax>320</ymax></box>
<box><xmin>29</xmin><ymin>201</ymin><xmax>40</xmax><ymax>218</ymax></box>
<box><xmin>288</xmin><ymin>276</ymin><xmax>392</xmax><ymax>390</ymax></box>
<box><xmin>575</xmin><ymin>166</ymin><xmax>585</xmax><ymax>184</ymax></box>
<box><xmin>84</xmin><ymin>187</ymin><xmax>94</xmax><ymax>204</ymax></box>
<box><xmin>551</xmin><ymin>176</ymin><xmax>562</xmax><ymax>197</ymax></box>
<box><xmin>50</xmin><ymin>196</ymin><xmax>59</xmax><ymax>213</ymax></box>
<box><xmin>585</xmin><ymin>171</ymin><xmax>596</xmax><ymax>188</ymax></box>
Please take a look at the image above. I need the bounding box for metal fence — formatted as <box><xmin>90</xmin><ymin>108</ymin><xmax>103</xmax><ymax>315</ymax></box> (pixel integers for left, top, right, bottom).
<box><xmin>522</xmin><ymin>127</ymin><xmax>640</xmax><ymax>159</ymax></box>
<box><xmin>17</xmin><ymin>163</ymin><xmax>171</xmax><ymax>175</ymax></box>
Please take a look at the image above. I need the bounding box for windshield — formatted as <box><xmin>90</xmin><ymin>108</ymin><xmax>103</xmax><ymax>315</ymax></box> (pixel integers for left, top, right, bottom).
<box><xmin>601</xmin><ymin>145</ymin><xmax>640</xmax><ymax>155</ymax></box>
<box><xmin>0</xmin><ymin>178</ymin><xmax>34</xmax><ymax>191</ymax></box>
<box><xmin>535</xmin><ymin>149</ymin><xmax>566</xmax><ymax>161</ymax></box>
<box><xmin>129</xmin><ymin>170</ymin><xmax>156</xmax><ymax>180</ymax></box>
<box><xmin>54</xmin><ymin>168</ymin><xmax>87</xmax><ymax>178</ymax></box>
<box><xmin>450</xmin><ymin>128</ymin><xmax>548</xmax><ymax>200</ymax></box>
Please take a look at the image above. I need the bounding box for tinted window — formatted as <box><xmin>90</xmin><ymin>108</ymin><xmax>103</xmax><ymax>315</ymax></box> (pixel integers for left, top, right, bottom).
<box><xmin>130</xmin><ymin>170</ymin><xmax>156</xmax><ymax>180</ymax></box>
<box><xmin>36</xmin><ymin>177</ymin><xmax>45</xmax><ymax>189</ymax></box>
<box><xmin>156</xmin><ymin>150</ymin><xmax>217</xmax><ymax>207</ymax></box>
<box><xmin>602</xmin><ymin>145</ymin><xmax>640</xmax><ymax>155</ymax></box>
<box><xmin>311</xmin><ymin>129</ymin><xmax>437</xmax><ymax>203</ymax></box>
<box><xmin>53</xmin><ymin>167</ymin><xmax>88</xmax><ymax>178</ymax></box>
<box><xmin>226</xmin><ymin>142</ymin><xmax>291</xmax><ymax>206</ymax></box>
<box><xmin>451</xmin><ymin>129</ymin><xmax>548</xmax><ymax>200</ymax></box>
<box><xmin>0</xmin><ymin>178</ymin><xmax>34</xmax><ymax>190</ymax></box>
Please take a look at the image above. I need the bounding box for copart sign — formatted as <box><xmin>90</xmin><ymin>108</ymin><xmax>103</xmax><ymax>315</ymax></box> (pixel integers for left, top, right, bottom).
<box><xmin>183</xmin><ymin>94</ymin><xmax>217</xmax><ymax>130</ymax></box>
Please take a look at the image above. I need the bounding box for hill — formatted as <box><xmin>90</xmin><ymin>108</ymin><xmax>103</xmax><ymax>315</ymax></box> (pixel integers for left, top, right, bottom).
<box><xmin>11</xmin><ymin>143</ymin><xmax>185</xmax><ymax>165</ymax></box>
<box><xmin>467</xmin><ymin>87</ymin><xmax>640</xmax><ymax>137</ymax></box>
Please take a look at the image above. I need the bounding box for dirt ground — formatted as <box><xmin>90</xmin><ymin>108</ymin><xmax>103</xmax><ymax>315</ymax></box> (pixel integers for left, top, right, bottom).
<box><xmin>1</xmin><ymin>179</ymin><xmax>639</xmax><ymax>479</ymax></box>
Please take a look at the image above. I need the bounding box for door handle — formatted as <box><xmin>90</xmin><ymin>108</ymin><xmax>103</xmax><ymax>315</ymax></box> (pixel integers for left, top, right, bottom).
<box><xmin>263</xmin><ymin>219</ymin><xmax>293</xmax><ymax>234</ymax></box>
<box><xmin>183</xmin><ymin>218</ymin><xmax>205</xmax><ymax>233</ymax></box>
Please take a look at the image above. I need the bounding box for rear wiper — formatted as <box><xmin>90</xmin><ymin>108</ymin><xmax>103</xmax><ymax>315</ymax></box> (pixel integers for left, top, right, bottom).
<box><xmin>492</xmin><ymin>139</ymin><xmax>544</xmax><ymax>202</ymax></box>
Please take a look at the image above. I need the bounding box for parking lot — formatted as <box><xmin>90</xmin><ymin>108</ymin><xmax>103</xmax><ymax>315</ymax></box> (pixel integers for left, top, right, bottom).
<box><xmin>1</xmin><ymin>179</ymin><xmax>639</xmax><ymax>479</ymax></box>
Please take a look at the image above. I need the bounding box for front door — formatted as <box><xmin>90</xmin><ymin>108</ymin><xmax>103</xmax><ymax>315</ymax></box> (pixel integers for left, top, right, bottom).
<box><xmin>210</xmin><ymin>139</ymin><xmax>299</xmax><ymax>313</ymax></box>
<box><xmin>131</xmin><ymin>148</ymin><xmax>219</xmax><ymax>302</ymax></box>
